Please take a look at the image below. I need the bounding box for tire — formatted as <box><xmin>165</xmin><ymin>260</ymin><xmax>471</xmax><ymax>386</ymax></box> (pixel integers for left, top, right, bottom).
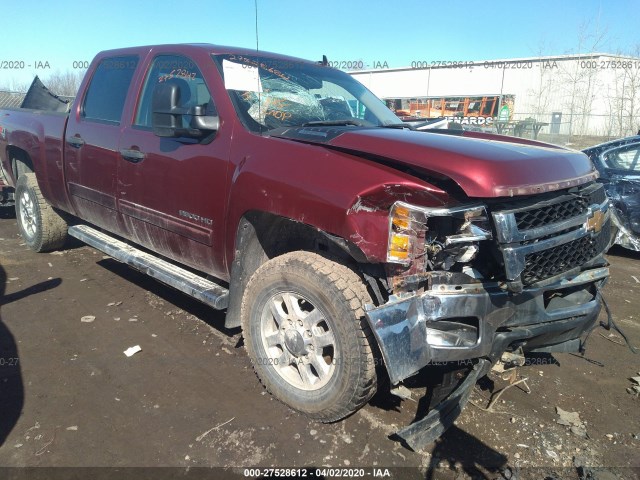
<box><xmin>15</xmin><ymin>173</ymin><xmax>68</xmax><ymax>252</ymax></box>
<box><xmin>241</xmin><ymin>251</ymin><xmax>377</xmax><ymax>422</ymax></box>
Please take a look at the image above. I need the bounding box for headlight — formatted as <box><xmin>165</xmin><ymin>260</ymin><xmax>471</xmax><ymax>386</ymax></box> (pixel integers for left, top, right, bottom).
<box><xmin>387</xmin><ymin>201</ymin><xmax>492</xmax><ymax>266</ymax></box>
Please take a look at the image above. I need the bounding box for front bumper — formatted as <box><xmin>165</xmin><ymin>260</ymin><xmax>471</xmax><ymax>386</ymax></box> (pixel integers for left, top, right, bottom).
<box><xmin>365</xmin><ymin>266</ymin><xmax>609</xmax><ymax>385</ymax></box>
<box><xmin>394</xmin><ymin>358</ymin><xmax>492</xmax><ymax>450</ymax></box>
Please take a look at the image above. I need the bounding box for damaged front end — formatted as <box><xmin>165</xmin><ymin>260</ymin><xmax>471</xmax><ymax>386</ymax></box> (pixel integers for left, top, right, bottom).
<box><xmin>366</xmin><ymin>181</ymin><xmax>612</xmax><ymax>450</ymax></box>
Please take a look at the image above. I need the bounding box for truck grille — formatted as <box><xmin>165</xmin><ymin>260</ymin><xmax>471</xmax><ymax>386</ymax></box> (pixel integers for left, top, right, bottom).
<box><xmin>514</xmin><ymin>185</ymin><xmax>606</xmax><ymax>231</ymax></box>
<box><xmin>492</xmin><ymin>182</ymin><xmax>610</xmax><ymax>286</ymax></box>
<box><xmin>521</xmin><ymin>220</ymin><xmax>610</xmax><ymax>284</ymax></box>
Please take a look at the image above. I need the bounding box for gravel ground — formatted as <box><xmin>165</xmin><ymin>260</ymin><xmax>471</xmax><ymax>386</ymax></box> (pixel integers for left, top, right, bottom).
<box><xmin>0</xmin><ymin>208</ymin><xmax>638</xmax><ymax>479</ymax></box>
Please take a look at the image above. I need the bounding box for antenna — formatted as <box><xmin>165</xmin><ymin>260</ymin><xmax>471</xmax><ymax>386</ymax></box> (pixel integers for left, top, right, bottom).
<box><xmin>254</xmin><ymin>0</ymin><xmax>262</xmax><ymax>134</ymax></box>
<box><xmin>254</xmin><ymin>0</ymin><xmax>259</xmax><ymax>53</ymax></box>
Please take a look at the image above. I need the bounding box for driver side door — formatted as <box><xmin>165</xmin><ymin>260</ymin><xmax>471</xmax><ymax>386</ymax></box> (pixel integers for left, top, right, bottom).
<box><xmin>117</xmin><ymin>54</ymin><xmax>232</xmax><ymax>278</ymax></box>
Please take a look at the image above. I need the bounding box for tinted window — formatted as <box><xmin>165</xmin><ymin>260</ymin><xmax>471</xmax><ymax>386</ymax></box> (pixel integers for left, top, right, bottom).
<box><xmin>603</xmin><ymin>144</ymin><xmax>640</xmax><ymax>172</ymax></box>
<box><xmin>135</xmin><ymin>55</ymin><xmax>213</xmax><ymax>128</ymax></box>
<box><xmin>83</xmin><ymin>56</ymin><xmax>138</xmax><ymax>124</ymax></box>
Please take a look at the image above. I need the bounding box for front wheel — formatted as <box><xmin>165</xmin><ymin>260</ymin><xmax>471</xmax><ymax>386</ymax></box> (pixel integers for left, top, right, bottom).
<box><xmin>241</xmin><ymin>251</ymin><xmax>377</xmax><ymax>422</ymax></box>
<box><xmin>15</xmin><ymin>173</ymin><xmax>68</xmax><ymax>252</ymax></box>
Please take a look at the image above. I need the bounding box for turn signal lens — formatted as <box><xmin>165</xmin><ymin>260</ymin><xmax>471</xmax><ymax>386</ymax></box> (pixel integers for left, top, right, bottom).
<box><xmin>392</xmin><ymin>205</ymin><xmax>411</xmax><ymax>230</ymax></box>
<box><xmin>388</xmin><ymin>233</ymin><xmax>410</xmax><ymax>261</ymax></box>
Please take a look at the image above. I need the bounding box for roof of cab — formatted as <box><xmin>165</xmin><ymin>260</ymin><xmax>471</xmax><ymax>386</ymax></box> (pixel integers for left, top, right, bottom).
<box><xmin>93</xmin><ymin>43</ymin><xmax>318</xmax><ymax>66</ymax></box>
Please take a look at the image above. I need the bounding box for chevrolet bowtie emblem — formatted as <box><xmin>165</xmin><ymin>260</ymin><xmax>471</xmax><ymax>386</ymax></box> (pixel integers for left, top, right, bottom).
<box><xmin>586</xmin><ymin>209</ymin><xmax>605</xmax><ymax>234</ymax></box>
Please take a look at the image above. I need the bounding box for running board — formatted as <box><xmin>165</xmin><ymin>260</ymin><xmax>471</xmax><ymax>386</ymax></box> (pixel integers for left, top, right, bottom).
<box><xmin>68</xmin><ymin>225</ymin><xmax>229</xmax><ymax>309</ymax></box>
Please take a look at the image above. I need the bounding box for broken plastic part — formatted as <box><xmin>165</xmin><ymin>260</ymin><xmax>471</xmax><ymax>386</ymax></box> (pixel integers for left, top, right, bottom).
<box><xmin>386</xmin><ymin>201</ymin><xmax>491</xmax><ymax>268</ymax></box>
<box><xmin>393</xmin><ymin>359</ymin><xmax>490</xmax><ymax>450</ymax></box>
<box><xmin>596</xmin><ymin>290</ymin><xmax>638</xmax><ymax>354</ymax></box>
<box><xmin>605</xmin><ymin>177</ymin><xmax>640</xmax><ymax>251</ymax></box>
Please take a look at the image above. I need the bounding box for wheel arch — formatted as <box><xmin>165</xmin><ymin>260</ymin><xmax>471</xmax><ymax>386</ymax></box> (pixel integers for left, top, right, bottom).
<box><xmin>224</xmin><ymin>210</ymin><xmax>384</xmax><ymax>328</ymax></box>
<box><xmin>7</xmin><ymin>146</ymin><xmax>35</xmax><ymax>183</ymax></box>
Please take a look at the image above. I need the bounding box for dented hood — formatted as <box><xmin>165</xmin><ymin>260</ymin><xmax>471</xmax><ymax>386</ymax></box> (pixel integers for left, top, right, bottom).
<box><xmin>273</xmin><ymin>127</ymin><xmax>598</xmax><ymax>198</ymax></box>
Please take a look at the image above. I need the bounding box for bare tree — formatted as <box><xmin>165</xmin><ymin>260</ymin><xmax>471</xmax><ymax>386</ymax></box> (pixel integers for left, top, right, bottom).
<box><xmin>42</xmin><ymin>70</ymin><xmax>86</xmax><ymax>97</ymax></box>
<box><xmin>619</xmin><ymin>45</ymin><xmax>640</xmax><ymax>136</ymax></box>
<box><xmin>603</xmin><ymin>45</ymin><xmax>640</xmax><ymax>137</ymax></box>
<box><xmin>526</xmin><ymin>43</ymin><xmax>556</xmax><ymax>120</ymax></box>
<box><xmin>556</xmin><ymin>19</ymin><xmax>608</xmax><ymax>138</ymax></box>
<box><xmin>0</xmin><ymin>78</ymin><xmax>30</xmax><ymax>93</ymax></box>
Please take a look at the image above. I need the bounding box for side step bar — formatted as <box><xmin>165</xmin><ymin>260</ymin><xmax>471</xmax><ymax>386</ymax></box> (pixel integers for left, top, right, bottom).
<box><xmin>68</xmin><ymin>225</ymin><xmax>229</xmax><ymax>309</ymax></box>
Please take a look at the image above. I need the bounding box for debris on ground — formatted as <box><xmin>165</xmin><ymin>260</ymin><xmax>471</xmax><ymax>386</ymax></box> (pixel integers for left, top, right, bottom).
<box><xmin>627</xmin><ymin>372</ymin><xmax>640</xmax><ymax>397</ymax></box>
<box><xmin>627</xmin><ymin>375</ymin><xmax>640</xmax><ymax>395</ymax></box>
<box><xmin>556</xmin><ymin>406</ymin><xmax>587</xmax><ymax>438</ymax></box>
<box><xmin>195</xmin><ymin>417</ymin><xmax>235</xmax><ymax>442</ymax></box>
<box><xmin>80</xmin><ymin>316</ymin><xmax>95</xmax><ymax>323</ymax></box>
<box><xmin>389</xmin><ymin>385</ymin><xmax>414</xmax><ymax>401</ymax></box>
<box><xmin>123</xmin><ymin>345</ymin><xmax>142</xmax><ymax>357</ymax></box>
<box><xmin>107</xmin><ymin>301</ymin><xmax>123</xmax><ymax>306</ymax></box>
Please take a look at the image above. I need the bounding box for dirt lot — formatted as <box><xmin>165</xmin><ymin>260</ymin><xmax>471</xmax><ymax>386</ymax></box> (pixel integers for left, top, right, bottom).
<box><xmin>0</xmin><ymin>208</ymin><xmax>639</xmax><ymax>480</ymax></box>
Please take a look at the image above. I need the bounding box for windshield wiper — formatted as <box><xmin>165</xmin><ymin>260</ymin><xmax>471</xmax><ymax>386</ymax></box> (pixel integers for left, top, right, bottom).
<box><xmin>381</xmin><ymin>123</ymin><xmax>415</xmax><ymax>130</ymax></box>
<box><xmin>302</xmin><ymin>119</ymin><xmax>369</xmax><ymax>127</ymax></box>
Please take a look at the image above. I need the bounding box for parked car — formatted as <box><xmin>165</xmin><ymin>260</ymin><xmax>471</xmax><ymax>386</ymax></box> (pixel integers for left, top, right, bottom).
<box><xmin>0</xmin><ymin>44</ymin><xmax>612</xmax><ymax>450</ymax></box>
<box><xmin>583</xmin><ymin>135</ymin><xmax>640</xmax><ymax>251</ymax></box>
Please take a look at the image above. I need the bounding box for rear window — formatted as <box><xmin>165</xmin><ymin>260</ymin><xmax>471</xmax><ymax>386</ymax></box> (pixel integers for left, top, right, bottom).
<box><xmin>82</xmin><ymin>56</ymin><xmax>138</xmax><ymax>124</ymax></box>
<box><xmin>603</xmin><ymin>144</ymin><xmax>640</xmax><ymax>172</ymax></box>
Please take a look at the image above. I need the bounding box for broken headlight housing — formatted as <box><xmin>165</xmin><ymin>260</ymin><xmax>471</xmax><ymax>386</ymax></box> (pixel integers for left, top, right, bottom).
<box><xmin>387</xmin><ymin>201</ymin><xmax>493</xmax><ymax>268</ymax></box>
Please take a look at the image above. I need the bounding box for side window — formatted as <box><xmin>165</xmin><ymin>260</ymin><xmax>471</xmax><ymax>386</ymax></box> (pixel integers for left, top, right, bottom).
<box><xmin>135</xmin><ymin>55</ymin><xmax>213</xmax><ymax>128</ymax></box>
<box><xmin>603</xmin><ymin>144</ymin><xmax>640</xmax><ymax>172</ymax></box>
<box><xmin>82</xmin><ymin>56</ymin><xmax>138</xmax><ymax>124</ymax></box>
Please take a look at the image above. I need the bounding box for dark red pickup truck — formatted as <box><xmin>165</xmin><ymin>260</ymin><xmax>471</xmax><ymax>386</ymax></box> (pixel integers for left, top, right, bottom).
<box><xmin>0</xmin><ymin>44</ymin><xmax>611</xmax><ymax>449</ymax></box>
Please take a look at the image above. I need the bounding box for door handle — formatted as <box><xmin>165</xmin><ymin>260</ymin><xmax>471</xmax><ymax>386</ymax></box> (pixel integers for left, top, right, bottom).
<box><xmin>66</xmin><ymin>136</ymin><xmax>85</xmax><ymax>148</ymax></box>
<box><xmin>120</xmin><ymin>149</ymin><xmax>145</xmax><ymax>163</ymax></box>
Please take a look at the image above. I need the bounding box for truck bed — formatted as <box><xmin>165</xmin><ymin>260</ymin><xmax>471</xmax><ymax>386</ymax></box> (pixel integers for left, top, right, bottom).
<box><xmin>0</xmin><ymin>108</ymin><xmax>70</xmax><ymax>210</ymax></box>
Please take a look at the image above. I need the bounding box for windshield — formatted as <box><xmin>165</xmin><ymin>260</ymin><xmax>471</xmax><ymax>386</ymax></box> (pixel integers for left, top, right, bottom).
<box><xmin>212</xmin><ymin>53</ymin><xmax>401</xmax><ymax>133</ymax></box>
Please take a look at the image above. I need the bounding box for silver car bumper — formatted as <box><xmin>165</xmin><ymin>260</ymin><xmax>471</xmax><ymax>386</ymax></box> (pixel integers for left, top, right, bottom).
<box><xmin>365</xmin><ymin>266</ymin><xmax>609</xmax><ymax>385</ymax></box>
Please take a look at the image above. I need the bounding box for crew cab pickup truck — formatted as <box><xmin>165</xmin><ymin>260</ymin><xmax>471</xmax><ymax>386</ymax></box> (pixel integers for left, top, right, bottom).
<box><xmin>0</xmin><ymin>44</ymin><xmax>611</xmax><ymax>449</ymax></box>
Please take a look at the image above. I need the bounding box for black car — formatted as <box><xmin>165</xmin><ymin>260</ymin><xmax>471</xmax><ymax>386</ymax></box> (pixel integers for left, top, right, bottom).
<box><xmin>583</xmin><ymin>135</ymin><xmax>640</xmax><ymax>251</ymax></box>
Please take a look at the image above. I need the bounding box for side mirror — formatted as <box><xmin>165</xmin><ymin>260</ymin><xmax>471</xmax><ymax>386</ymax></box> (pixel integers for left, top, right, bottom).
<box><xmin>152</xmin><ymin>83</ymin><xmax>219</xmax><ymax>138</ymax></box>
<box><xmin>190</xmin><ymin>104</ymin><xmax>220</xmax><ymax>131</ymax></box>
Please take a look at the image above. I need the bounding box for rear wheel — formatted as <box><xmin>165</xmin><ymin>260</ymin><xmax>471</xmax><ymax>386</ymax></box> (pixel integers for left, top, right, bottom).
<box><xmin>15</xmin><ymin>173</ymin><xmax>68</xmax><ymax>252</ymax></box>
<box><xmin>241</xmin><ymin>251</ymin><xmax>377</xmax><ymax>422</ymax></box>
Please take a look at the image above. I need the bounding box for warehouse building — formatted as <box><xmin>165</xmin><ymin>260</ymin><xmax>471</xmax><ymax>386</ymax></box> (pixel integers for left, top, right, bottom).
<box><xmin>350</xmin><ymin>53</ymin><xmax>640</xmax><ymax>138</ymax></box>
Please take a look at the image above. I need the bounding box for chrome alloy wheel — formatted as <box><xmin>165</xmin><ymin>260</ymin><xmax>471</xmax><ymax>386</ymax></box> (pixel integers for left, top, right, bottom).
<box><xmin>260</xmin><ymin>292</ymin><xmax>337</xmax><ymax>391</ymax></box>
<box><xmin>19</xmin><ymin>189</ymin><xmax>37</xmax><ymax>240</ymax></box>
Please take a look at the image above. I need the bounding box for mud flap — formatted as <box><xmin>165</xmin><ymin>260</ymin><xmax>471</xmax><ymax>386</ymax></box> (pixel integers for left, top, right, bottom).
<box><xmin>393</xmin><ymin>359</ymin><xmax>491</xmax><ymax>451</ymax></box>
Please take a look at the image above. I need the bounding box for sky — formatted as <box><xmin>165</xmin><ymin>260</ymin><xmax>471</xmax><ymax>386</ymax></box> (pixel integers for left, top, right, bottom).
<box><xmin>1</xmin><ymin>0</ymin><xmax>639</xmax><ymax>88</ymax></box>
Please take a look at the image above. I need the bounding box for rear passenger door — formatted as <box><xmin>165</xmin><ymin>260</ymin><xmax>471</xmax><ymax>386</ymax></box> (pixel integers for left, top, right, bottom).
<box><xmin>117</xmin><ymin>54</ymin><xmax>232</xmax><ymax>278</ymax></box>
<box><xmin>65</xmin><ymin>56</ymin><xmax>139</xmax><ymax>232</ymax></box>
